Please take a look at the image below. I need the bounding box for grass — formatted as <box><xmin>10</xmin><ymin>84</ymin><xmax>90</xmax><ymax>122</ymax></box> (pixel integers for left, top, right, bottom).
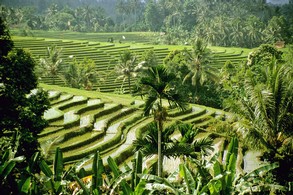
<box><xmin>57</xmin><ymin>131</ymin><xmax>103</xmax><ymax>150</ymax></box>
<box><xmin>9</xmin><ymin>31</ymin><xmax>247</xmax><ymax>169</ymax></box>
<box><xmin>38</xmin><ymin>84</ymin><xmax>236</xmax><ymax>170</ymax></box>
<box><xmin>13</xmin><ymin>32</ymin><xmax>251</xmax><ymax>94</ymax></box>
<box><xmin>39</xmin><ymin>83</ymin><xmax>138</xmax><ymax>106</ymax></box>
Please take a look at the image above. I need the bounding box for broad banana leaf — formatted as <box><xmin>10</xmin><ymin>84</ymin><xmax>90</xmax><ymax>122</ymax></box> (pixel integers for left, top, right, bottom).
<box><xmin>39</xmin><ymin>159</ymin><xmax>53</xmax><ymax>177</ymax></box>
<box><xmin>179</xmin><ymin>163</ymin><xmax>196</xmax><ymax>194</ymax></box>
<box><xmin>92</xmin><ymin>151</ymin><xmax>104</xmax><ymax>194</ymax></box>
<box><xmin>54</xmin><ymin>147</ymin><xmax>63</xmax><ymax>182</ymax></box>
<box><xmin>72</xmin><ymin>174</ymin><xmax>90</xmax><ymax>195</ymax></box>
<box><xmin>108</xmin><ymin>156</ymin><xmax>132</xmax><ymax>194</ymax></box>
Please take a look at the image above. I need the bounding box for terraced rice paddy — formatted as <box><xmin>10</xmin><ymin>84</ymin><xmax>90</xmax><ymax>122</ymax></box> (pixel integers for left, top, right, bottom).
<box><xmin>11</xmin><ymin>30</ymin><xmax>158</xmax><ymax>43</ymax></box>
<box><xmin>12</xmin><ymin>32</ymin><xmax>256</xmax><ymax>172</ymax></box>
<box><xmin>12</xmin><ymin>33</ymin><xmax>248</xmax><ymax>94</ymax></box>
<box><xmin>40</xmin><ymin>89</ymin><xmax>232</xmax><ymax>172</ymax></box>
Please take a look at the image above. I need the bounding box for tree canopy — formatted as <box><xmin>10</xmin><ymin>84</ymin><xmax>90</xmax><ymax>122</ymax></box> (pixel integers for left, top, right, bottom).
<box><xmin>0</xmin><ymin>17</ymin><xmax>50</xmax><ymax>193</ymax></box>
<box><xmin>1</xmin><ymin>0</ymin><xmax>293</xmax><ymax>47</ymax></box>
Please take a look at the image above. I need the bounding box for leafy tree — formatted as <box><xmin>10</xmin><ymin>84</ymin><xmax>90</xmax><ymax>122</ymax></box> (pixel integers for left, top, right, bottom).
<box><xmin>182</xmin><ymin>38</ymin><xmax>219</xmax><ymax>102</ymax></box>
<box><xmin>63</xmin><ymin>57</ymin><xmax>98</xmax><ymax>90</ymax></box>
<box><xmin>115</xmin><ymin>0</ymin><xmax>128</xmax><ymax>30</ymax></box>
<box><xmin>0</xmin><ymin>17</ymin><xmax>50</xmax><ymax>194</ymax></box>
<box><xmin>50</xmin><ymin>12</ymin><xmax>75</xmax><ymax>30</ymax></box>
<box><xmin>141</xmin><ymin>49</ymin><xmax>158</xmax><ymax>68</ymax></box>
<box><xmin>247</xmin><ymin>44</ymin><xmax>283</xmax><ymax>83</ymax></box>
<box><xmin>129</xmin><ymin>0</ymin><xmax>143</xmax><ymax>25</ymax></box>
<box><xmin>220</xmin><ymin>44</ymin><xmax>293</xmax><ymax>187</ymax></box>
<box><xmin>0</xmin><ymin>17</ymin><xmax>13</xmax><ymax>56</ymax></box>
<box><xmin>135</xmin><ymin>65</ymin><xmax>188</xmax><ymax>177</ymax></box>
<box><xmin>164</xmin><ymin>49</ymin><xmax>189</xmax><ymax>80</ymax></box>
<box><xmin>144</xmin><ymin>0</ymin><xmax>163</xmax><ymax>31</ymax></box>
<box><xmin>0</xmin><ymin>49</ymin><xmax>50</xmax><ymax>159</ymax></box>
<box><xmin>39</xmin><ymin>45</ymin><xmax>63</xmax><ymax>85</ymax></box>
<box><xmin>115</xmin><ymin>50</ymin><xmax>145</xmax><ymax>93</ymax></box>
<box><xmin>162</xmin><ymin>25</ymin><xmax>190</xmax><ymax>45</ymax></box>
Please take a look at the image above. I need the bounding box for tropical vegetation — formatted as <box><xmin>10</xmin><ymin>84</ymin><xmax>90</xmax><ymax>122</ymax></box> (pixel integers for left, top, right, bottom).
<box><xmin>1</xmin><ymin>1</ymin><xmax>293</xmax><ymax>194</ymax></box>
<box><xmin>0</xmin><ymin>0</ymin><xmax>293</xmax><ymax>47</ymax></box>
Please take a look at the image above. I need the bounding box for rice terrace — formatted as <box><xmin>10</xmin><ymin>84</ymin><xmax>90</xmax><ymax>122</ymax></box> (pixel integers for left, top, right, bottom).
<box><xmin>12</xmin><ymin>31</ymin><xmax>247</xmax><ymax>165</ymax></box>
<box><xmin>1</xmin><ymin>0</ymin><xmax>292</xmax><ymax>194</ymax></box>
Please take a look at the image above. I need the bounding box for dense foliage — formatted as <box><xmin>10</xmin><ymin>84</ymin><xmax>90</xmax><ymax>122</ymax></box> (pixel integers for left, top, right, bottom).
<box><xmin>163</xmin><ymin>39</ymin><xmax>222</xmax><ymax>108</ymax></box>
<box><xmin>1</xmin><ymin>1</ymin><xmax>293</xmax><ymax>193</ymax></box>
<box><xmin>1</xmin><ymin>0</ymin><xmax>293</xmax><ymax>47</ymax></box>
<box><xmin>0</xmin><ymin>18</ymin><xmax>50</xmax><ymax>194</ymax></box>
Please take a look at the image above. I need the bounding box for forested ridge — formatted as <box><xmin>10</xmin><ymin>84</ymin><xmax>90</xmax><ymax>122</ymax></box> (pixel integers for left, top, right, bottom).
<box><xmin>1</xmin><ymin>0</ymin><xmax>293</xmax><ymax>47</ymax></box>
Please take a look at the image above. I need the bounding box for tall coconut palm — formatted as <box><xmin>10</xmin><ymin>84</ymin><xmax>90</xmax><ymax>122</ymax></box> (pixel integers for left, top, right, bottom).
<box><xmin>39</xmin><ymin>45</ymin><xmax>63</xmax><ymax>85</ymax></box>
<box><xmin>115</xmin><ymin>50</ymin><xmax>145</xmax><ymax>94</ymax></box>
<box><xmin>135</xmin><ymin>65</ymin><xmax>188</xmax><ymax>177</ymax></box>
<box><xmin>81</xmin><ymin>5</ymin><xmax>95</xmax><ymax>31</ymax></box>
<box><xmin>229</xmin><ymin>18</ymin><xmax>245</xmax><ymax>47</ymax></box>
<box><xmin>245</xmin><ymin>15</ymin><xmax>264</xmax><ymax>48</ymax></box>
<box><xmin>183</xmin><ymin>38</ymin><xmax>219</xmax><ymax>102</ymax></box>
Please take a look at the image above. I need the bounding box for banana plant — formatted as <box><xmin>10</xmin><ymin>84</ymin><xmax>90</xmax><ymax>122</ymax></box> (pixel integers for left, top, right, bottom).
<box><xmin>74</xmin><ymin>151</ymin><xmax>150</xmax><ymax>195</ymax></box>
<box><xmin>139</xmin><ymin>137</ymin><xmax>286</xmax><ymax>194</ymax></box>
<box><xmin>0</xmin><ymin>148</ymin><xmax>25</xmax><ymax>193</ymax></box>
<box><xmin>0</xmin><ymin>148</ymin><xmax>24</xmax><ymax>181</ymax></box>
<box><xmin>212</xmin><ymin>136</ymin><xmax>239</xmax><ymax>194</ymax></box>
<box><xmin>17</xmin><ymin>151</ymin><xmax>43</xmax><ymax>194</ymax></box>
<box><xmin>71</xmin><ymin>151</ymin><xmax>106</xmax><ymax>195</ymax></box>
<box><xmin>107</xmin><ymin>151</ymin><xmax>149</xmax><ymax>195</ymax></box>
<box><xmin>91</xmin><ymin>151</ymin><xmax>105</xmax><ymax>194</ymax></box>
<box><xmin>235</xmin><ymin>162</ymin><xmax>287</xmax><ymax>194</ymax></box>
<box><xmin>1</xmin><ymin>148</ymin><xmax>42</xmax><ymax>194</ymax></box>
<box><xmin>138</xmin><ymin>173</ymin><xmax>181</xmax><ymax>194</ymax></box>
<box><xmin>38</xmin><ymin>147</ymin><xmax>72</xmax><ymax>194</ymax></box>
<box><xmin>182</xmin><ymin>137</ymin><xmax>285</xmax><ymax>194</ymax></box>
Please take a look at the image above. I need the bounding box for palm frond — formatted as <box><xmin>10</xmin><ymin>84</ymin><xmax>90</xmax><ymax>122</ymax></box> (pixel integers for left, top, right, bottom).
<box><xmin>193</xmin><ymin>137</ymin><xmax>214</xmax><ymax>155</ymax></box>
<box><xmin>143</xmin><ymin>95</ymin><xmax>158</xmax><ymax>116</ymax></box>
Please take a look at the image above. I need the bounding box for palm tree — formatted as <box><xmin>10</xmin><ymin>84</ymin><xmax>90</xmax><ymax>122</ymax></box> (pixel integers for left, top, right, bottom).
<box><xmin>81</xmin><ymin>5</ymin><xmax>95</xmax><ymax>31</ymax></box>
<box><xmin>182</xmin><ymin>38</ymin><xmax>219</xmax><ymax>102</ymax></box>
<box><xmin>244</xmin><ymin>15</ymin><xmax>265</xmax><ymax>48</ymax></box>
<box><xmin>139</xmin><ymin>137</ymin><xmax>286</xmax><ymax>194</ymax></box>
<box><xmin>135</xmin><ymin>65</ymin><xmax>188</xmax><ymax>177</ymax></box>
<box><xmin>63</xmin><ymin>58</ymin><xmax>97</xmax><ymax>90</ymax></box>
<box><xmin>129</xmin><ymin>0</ymin><xmax>142</xmax><ymax>25</ymax></box>
<box><xmin>229</xmin><ymin>18</ymin><xmax>245</xmax><ymax>47</ymax></box>
<box><xmin>39</xmin><ymin>45</ymin><xmax>63</xmax><ymax>85</ymax></box>
<box><xmin>232</xmin><ymin>60</ymin><xmax>293</xmax><ymax>185</ymax></box>
<box><xmin>115</xmin><ymin>50</ymin><xmax>144</xmax><ymax>94</ymax></box>
<box><xmin>133</xmin><ymin>122</ymin><xmax>213</xmax><ymax>167</ymax></box>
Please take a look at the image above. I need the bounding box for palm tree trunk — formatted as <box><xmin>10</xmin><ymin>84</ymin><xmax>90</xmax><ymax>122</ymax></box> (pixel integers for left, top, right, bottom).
<box><xmin>158</xmin><ymin>97</ymin><xmax>163</xmax><ymax>177</ymax></box>
<box><xmin>128</xmin><ymin>76</ymin><xmax>131</xmax><ymax>94</ymax></box>
<box><xmin>157</xmin><ymin>119</ymin><xmax>163</xmax><ymax>177</ymax></box>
